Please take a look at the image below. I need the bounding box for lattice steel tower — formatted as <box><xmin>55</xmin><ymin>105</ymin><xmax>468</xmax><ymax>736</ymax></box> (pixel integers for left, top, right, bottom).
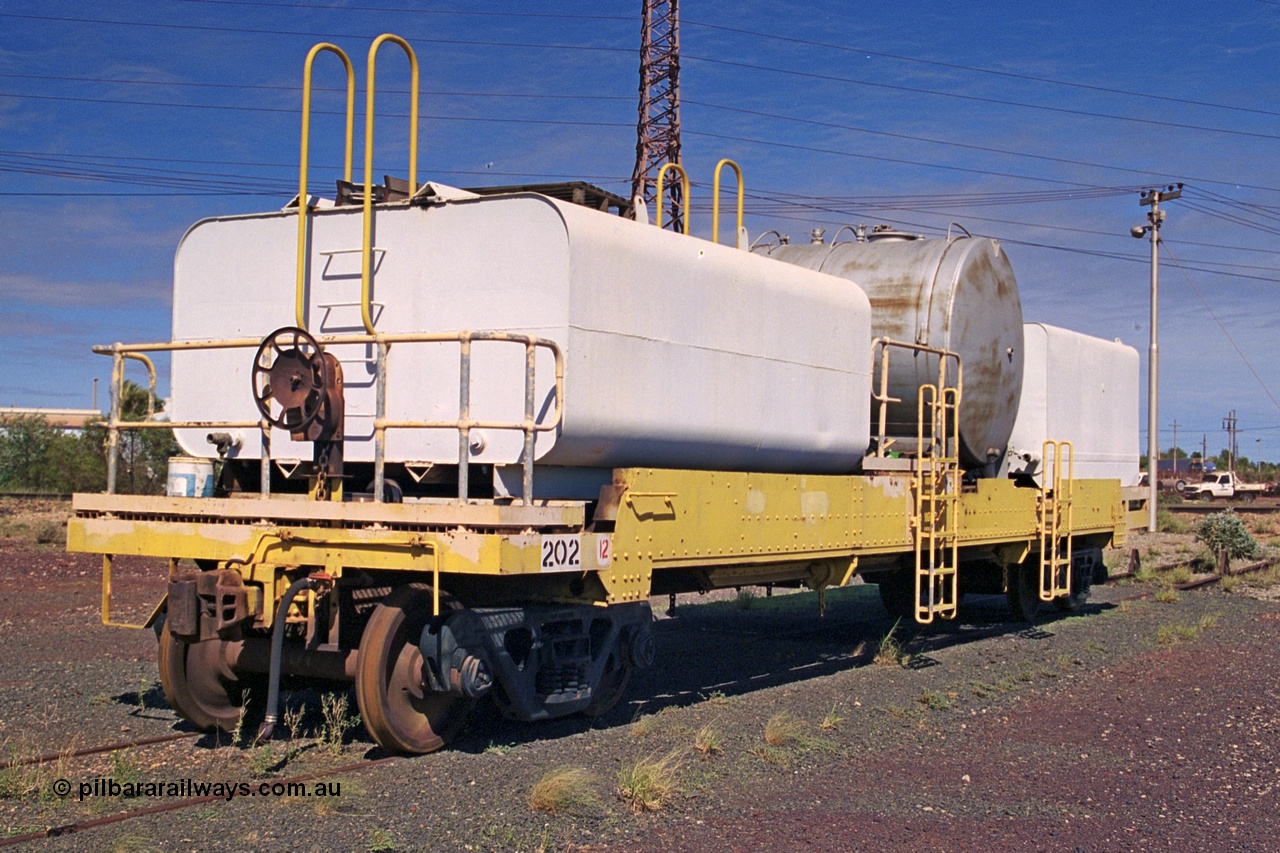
<box><xmin>630</xmin><ymin>0</ymin><xmax>682</xmax><ymax>231</ymax></box>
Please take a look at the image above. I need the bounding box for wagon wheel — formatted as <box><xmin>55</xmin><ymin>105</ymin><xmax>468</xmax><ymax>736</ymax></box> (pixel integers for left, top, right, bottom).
<box><xmin>251</xmin><ymin>326</ymin><xmax>327</xmax><ymax>432</ymax></box>
<box><xmin>582</xmin><ymin>650</ymin><xmax>633</xmax><ymax>718</ymax></box>
<box><xmin>158</xmin><ymin>622</ymin><xmax>244</xmax><ymax>731</ymax></box>
<box><xmin>355</xmin><ymin>584</ymin><xmax>474</xmax><ymax>755</ymax></box>
<box><xmin>875</xmin><ymin>567</ymin><xmax>915</xmax><ymax>623</ymax></box>
<box><xmin>1006</xmin><ymin>562</ymin><xmax>1040</xmax><ymax>622</ymax></box>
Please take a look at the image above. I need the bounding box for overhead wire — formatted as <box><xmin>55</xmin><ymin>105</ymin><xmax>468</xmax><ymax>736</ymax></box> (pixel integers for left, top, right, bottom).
<box><xmin>1161</xmin><ymin>242</ymin><xmax>1280</xmax><ymax>414</ymax></box>
<box><xmin>5</xmin><ymin>11</ymin><xmax>1280</xmax><ymax>143</ymax></box>
<box><xmin>165</xmin><ymin>0</ymin><xmax>1280</xmax><ymax>121</ymax></box>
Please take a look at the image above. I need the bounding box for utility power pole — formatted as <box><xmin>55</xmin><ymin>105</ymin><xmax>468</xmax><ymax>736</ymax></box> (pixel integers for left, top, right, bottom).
<box><xmin>1224</xmin><ymin>410</ymin><xmax>1238</xmax><ymax>475</ymax></box>
<box><xmin>1170</xmin><ymin>419</ymin><xmax>1181</xmax><ymax>476</ymax></box>
<box><xmin>631</xmin><ymin>0</ymin><xmax>682</xmax><ymax>231</ymax></box>
<box><xmin>1131</xmin><ymin>183</ymin><xmax>1181</xmax><ymax>532</ymax></box>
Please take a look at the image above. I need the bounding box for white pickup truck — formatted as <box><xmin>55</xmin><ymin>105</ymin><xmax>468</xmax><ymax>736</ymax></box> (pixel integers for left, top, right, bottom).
<box><xmin>1177</xmin><ymin>471</ymin><xmax>1268</xmax><ymax>501</ymax></box>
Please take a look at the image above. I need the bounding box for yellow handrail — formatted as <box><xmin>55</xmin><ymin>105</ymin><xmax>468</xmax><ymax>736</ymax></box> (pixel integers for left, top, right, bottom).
<box><xmin>295</xmin><ymin>43</ymin><xmax>355</xmax><ymax>330</ymax></box>
<box><xmin>655</xmin><ymin>162</ymin><xmax>690</xmax><ymax>235</ymax></box>
<box><xmin>711</xmin><ymin>158</ymin><xmax>743</xmax><ymax>246</ymax></box>
<box><xmin>361</xmin><ymin>34</ymin><xmax>420</xmax><ymax>335</ymax></box>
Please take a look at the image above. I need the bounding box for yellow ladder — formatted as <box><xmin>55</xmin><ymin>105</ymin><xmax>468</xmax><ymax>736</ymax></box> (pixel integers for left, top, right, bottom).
<box><xmin>913</xmin><ymin>382</ymin><xmax>961</xmax><ymax>624</ymax></box>
<box><xmin>1038</xmin><ymin>440</ymin><xmax>1075</xmax><ymax>601</ymax></box>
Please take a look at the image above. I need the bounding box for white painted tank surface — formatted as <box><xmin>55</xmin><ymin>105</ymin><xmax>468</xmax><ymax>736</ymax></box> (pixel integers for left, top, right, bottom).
<box><xmin>169</xmin><ymin>192</ymin><xmax>873</xmax><ymax>474</ymax></box>
<box><xmin>758</xmin><ymin>231</ymin><xmax>1024</xmax><ymax>470</ymax></box>
<box><xmin>1002</xmin><ymin>323</ymin><xmax>1140</xmax><ymax>485</ymax></box>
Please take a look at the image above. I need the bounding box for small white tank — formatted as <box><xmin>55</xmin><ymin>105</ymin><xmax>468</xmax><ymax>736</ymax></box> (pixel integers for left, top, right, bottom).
<box><xmin>169</xmin><ymin>192</ymin><xmax>874</xmax><ymax>475</ymax></box>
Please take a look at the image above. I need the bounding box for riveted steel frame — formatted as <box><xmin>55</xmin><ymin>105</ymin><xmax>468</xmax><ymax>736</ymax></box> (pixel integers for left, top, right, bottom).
<box><xmin>70</xmin><ymin>465</ymin><xmax>1127</xmax><ymax>630</ymax></box>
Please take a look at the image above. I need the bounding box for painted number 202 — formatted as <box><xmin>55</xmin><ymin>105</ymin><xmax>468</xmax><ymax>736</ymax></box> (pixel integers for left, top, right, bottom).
<box><xmin>540</xmin><ymin>535</ymin><xmax>581</xmax><ymax>571</ymax></box>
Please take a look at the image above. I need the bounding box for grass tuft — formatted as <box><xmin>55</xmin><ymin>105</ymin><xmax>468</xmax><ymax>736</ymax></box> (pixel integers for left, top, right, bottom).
<box><xmin>527</xmin><ymin>767</ymin><xmax>599</xmax><ymax>815</ymax></box>
<box><xmin>917</xmin><ymin>689</ymin><xmax>950</xmax><ymax>711</ymax></box>
<box><xmin>617</xmin><ymin>750</ymin><xmax>683</xmax><ymax>813</ymax></box>
<box><xmin>763</xmin><ymin>711</ymin><xmax>806</xmax><ymax>747</ymax></box>
<box><xmin>693</xmin><ymin>724</ymin><xmax>722</xmax><ymax>758</ymax></box>
<box><xmin>819</xmin><ymin>703</ymin><xmax>843</xmax><ymax>731</ymax></box>
<box><xmin>735</xmin><ymin>587</ymin><xmax>757</xmax><ymax>610</ymax></box>
<box><xmin>1155</xmin><ymin>586</ymin><xmax>1180</xmax><ymax>604</ymax></box>
<box><xmin>874</xmin><ymin>618</ymin><xmax>908</xmax><ymax>667</ymax></box>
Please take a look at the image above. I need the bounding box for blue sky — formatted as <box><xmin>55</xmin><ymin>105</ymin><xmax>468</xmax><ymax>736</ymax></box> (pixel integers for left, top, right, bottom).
<box><xmin>2</xmin><ymin>1</ymin><xmax>1279</xmax><ymax>462</ymax></box>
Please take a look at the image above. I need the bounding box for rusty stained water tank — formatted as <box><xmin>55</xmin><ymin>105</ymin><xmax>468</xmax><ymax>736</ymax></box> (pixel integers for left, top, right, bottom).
<box><xmin>759</xmin><ymin>229</ymin><xmax>1024</xmax><ymax>471</ymax></box>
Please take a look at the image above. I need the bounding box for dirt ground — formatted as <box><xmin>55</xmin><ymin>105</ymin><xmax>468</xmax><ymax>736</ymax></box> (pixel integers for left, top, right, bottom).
<box><xmin>3</xmin><ymin>497</ymin><xmax>1280</xmax><ymax>851</ymax></box>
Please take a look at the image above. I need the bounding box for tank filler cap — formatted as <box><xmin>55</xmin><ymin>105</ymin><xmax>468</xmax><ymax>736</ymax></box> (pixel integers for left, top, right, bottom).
<box><xmin>866</xmin><ymin>225</ymin><xmax>923</xmax><ymax>242</ymax></box>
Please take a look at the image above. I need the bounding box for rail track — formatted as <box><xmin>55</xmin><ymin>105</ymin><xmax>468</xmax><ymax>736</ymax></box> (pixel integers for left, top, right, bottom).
<box><xmin>1164</xmin><ymin>499</ymin><xmax>1280</xmax><ymax>514</ymax></box>
<box><xmin>0</xmin><ymin>756</ymin><xmax>399</xmax><ymax>848</ymax></box>
<box><xmin>0</xmin><ymin>493</ymin><xmax>72</xmax><ymax>502</ymax></box>
<box><xmin>4</xmin><ymin>732</ymin><xmax>199</xmax><ymax>770</ymax></box>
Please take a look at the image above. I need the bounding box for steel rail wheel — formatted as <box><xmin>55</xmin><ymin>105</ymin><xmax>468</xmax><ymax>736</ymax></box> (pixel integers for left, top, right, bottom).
<box><xmin>582</xmin><ymin>652</ymin><xmax>632</xmax><ymax>718</ymax></box>
<box><xmin>355</xmin><ymin>584</ymin><xmax>473</xmax><ymax>755</ymax></box>
<box><xmin>1006</xmin><ymin>562</ymin><xmax>1041</xmax><ymax>622</ymax></box>
<box><xmin>157</xmin><ymin>623</ymin><xmax>244</xmax><ymax>731</ymax></box>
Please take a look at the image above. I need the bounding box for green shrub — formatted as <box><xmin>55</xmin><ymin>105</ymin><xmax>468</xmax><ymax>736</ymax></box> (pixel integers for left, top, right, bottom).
<box><xmin>1195</xmin><ymin>511</ymin><xmax>1261</xmax><ymax>571</ymax></box>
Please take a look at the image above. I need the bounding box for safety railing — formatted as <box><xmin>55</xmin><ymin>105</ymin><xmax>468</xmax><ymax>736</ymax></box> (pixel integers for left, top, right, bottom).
<box><xmin>292</xmin><ymin>35</ymin><xmax>418</xmax><ymax>337</ymax></box>
<box><xmin>92</xmin><ymin>331</ymin><xmax>564</xmax><ymax>506</ymax></box>
<box><xmin>711</xmin><ymin>158</ymin><xmax>744</xmax><ymax>248</ymax></box>
<box><xmin>1038</xmin><ymin>440</ymin><xmax>1075</xmax><ymax>601</ymax></box>
<box><xmin>360</xmin><ymin>35</ymin><xmax>419</xmax><ymax>335</ymax></box>
<box><xmin>652</xmin><ymin>159</ymin><xmax>749</xmax><ymax>249</ymax></box>
<box><xmin>295</xmin><ymin>43</ymin><xmax>355</xmax><ymax>331</ymax></box>
<box><xmin>655</xmin><ymin>162</ymin><xmax>690</xmax><ymax>234</ymax></box>
<box><xmin>867</xmin><ymin>338</ymin><xmax>964</xmax><ymax>461</ymax></box>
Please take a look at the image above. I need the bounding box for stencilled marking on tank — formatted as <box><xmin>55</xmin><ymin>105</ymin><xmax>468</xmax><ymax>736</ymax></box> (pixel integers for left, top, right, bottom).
<box><xmin>800</xmin><ymin>491</ymin><xmax>829</xmax><ymax>519</ymax></box>
<box><xmin>745</xmin><ymin>489</ymin><xmax>767</xmax><ymax>514</ymax></box>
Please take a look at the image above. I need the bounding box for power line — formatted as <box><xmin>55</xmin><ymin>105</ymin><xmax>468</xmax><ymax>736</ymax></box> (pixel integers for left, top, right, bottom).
<box><xmin>0</xmin><ymin>72</ymin><xmax>629</xmax><ymax>102</ymax></box>
<box><xmin>165</xmin><ymin>0</ymin><xmax>1280</xmax><ymax>121</ymax></box>
<box><xmin>684</xmin><ymin>55</ymin><xmax>1280</xmax><ymax>143</ymax></box>
<box><xmin>13</xmin><ymin>70</ymin><xmax>1280</xmax><ymax>194</ymax></box>
<box><xmin>1162</xmin><ymin>243</ymin><xmax>1280</xmax><ymax>414</ymax></box>
<box><xmin>0</xmin><ymin>90</ymin><xmax>632</xmax><ymax>129</ymax></box>
<box><xmin>7</xmin><ymin>12</ymin><xmax>1280</xmax><ymax>143</ymax></box>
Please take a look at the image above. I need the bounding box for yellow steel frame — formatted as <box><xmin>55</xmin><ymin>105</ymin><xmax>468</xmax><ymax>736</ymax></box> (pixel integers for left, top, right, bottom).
<box><xmin>71</xmin><ymin>464</ymin><xmax>1128</xmax><ymax>628</ymax></box>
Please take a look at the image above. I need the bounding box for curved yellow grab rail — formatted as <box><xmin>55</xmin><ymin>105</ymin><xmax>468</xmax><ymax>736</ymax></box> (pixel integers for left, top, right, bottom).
<box><xmin>655</xmin><ymin>162</ymin><xmax>690</xmax><ymax>235</ymax></box>
<box><xmin>711</xmin><ymin>158</ymin><xmax>743</xmax><ymax>246</ymax></box>
<box><xmin>361</xmin><ymin>34</ymin><xmax>420</xmax><ymax>335</ymax></box>
<box><xmin>295</xmin><ymin>43</ymin><xmax>356</xmax><ymax>331</ymax></box>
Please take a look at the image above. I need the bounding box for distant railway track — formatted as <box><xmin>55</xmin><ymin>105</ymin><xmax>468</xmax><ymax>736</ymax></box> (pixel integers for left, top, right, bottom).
<box><xmin>0</xmin><ymin>492</ymin><xmax>72</xmax><ymax>502</ymax></box>
<box><xmin>1163</xmin><ymin>500</ymin><xmax>1280</xmax><ymax>514</ymax></box>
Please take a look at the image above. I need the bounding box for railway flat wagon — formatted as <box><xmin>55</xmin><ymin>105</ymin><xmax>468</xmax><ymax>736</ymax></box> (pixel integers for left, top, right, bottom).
<box><xmin>67</xmin><ymin>36</ymin><xmax>1137</xmax><ymax>754</ymax></box>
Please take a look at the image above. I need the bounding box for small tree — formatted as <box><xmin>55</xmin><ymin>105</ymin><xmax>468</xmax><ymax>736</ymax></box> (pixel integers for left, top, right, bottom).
<box><xmin>0</xmin><ymin>414</ymin><xmax>58</xmax><ymax>491</ymax></box>
<box><xmin>1195</xmin><ymin>511</ymin><xmax>1261</xmax><ymax>573</ymax></box>
<box><xmin>116</xmin><ymin>381</ymin><xmax>178</xmax><ymax>495</ymax></box>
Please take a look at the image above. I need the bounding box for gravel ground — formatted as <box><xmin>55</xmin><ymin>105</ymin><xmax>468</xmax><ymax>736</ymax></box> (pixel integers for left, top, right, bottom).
<box><xmin>3</xmin><ymin>499</ymin><xmax>1280</xmax><ymax>851</ymax></box>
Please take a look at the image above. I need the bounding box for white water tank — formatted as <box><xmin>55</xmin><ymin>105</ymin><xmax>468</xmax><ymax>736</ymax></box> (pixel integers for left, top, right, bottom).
<box><xmin>169</xmin><ymin>192</ymin><xmax>874</xmax><ymax>474</ymax></box>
